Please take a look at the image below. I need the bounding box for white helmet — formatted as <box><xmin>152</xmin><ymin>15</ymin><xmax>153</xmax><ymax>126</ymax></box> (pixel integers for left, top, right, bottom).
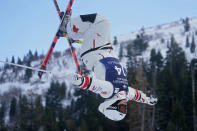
<box><xmin>98</xmin><ymin>91</ymin><xmax>127</xmax><ymax>121</ymax></box>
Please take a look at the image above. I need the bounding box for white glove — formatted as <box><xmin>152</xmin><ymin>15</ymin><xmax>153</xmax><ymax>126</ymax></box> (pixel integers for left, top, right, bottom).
<box><xmin>66</xmin><ymin>73</ymin><xmax>83</xmax><ymax>86</ymax></box>
<box><xmin>147</xmin><ymin>95</ymin><xmax>158</xmax><ymax>105</ymax></box>
<box><xmin>66</xmin><ymin>73</ymin><xmax>92</xmax><ymax>90</ymax></box>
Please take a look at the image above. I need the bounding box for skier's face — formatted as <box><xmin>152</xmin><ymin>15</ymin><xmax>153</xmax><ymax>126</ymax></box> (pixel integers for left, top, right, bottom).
<box><xmin>117</xmin><ymin>99</ymin><xmax>127</xmax><ymax>114</ymax></box>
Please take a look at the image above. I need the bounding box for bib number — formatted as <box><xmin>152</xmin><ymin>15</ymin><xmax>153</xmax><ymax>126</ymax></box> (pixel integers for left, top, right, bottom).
<box><xmin>115</xmin><ymin>66</ymin><xmax>126</xmax><ymax>76</ymax></box>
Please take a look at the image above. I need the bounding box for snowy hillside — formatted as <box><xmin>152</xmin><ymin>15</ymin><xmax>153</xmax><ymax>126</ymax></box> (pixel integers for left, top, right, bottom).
<box><xmin>0</xmin><ymin>49</ymin><xmax>80</xmax><ymax>107</ymax></box>
<box><xmin>0</xmin><ymin>17</ymin><xmax>197</xmax><ymax>100</ymax></box>
<box><xmin>117</xmin><ymin>17</ymin><xmax>197</xmax><ymax>63</ymax></box>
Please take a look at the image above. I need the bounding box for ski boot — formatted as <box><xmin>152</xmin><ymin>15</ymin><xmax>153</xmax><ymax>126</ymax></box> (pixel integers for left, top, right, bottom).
<box><xmin>148</xmin><ymin>95</ymin><xmax>158</xmax><ymax>105</ymax></box>
<box><xmin>59</xmin><ymin>10</ymin><xmax>72</xmax><ymax>34</ymax></box>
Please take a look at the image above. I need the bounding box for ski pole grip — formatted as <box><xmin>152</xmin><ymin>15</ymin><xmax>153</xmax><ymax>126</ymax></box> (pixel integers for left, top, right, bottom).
<box><xmin>38</xmin><ymin>65</ymin><xmax>46</xmax><ymax>79</ymax></box>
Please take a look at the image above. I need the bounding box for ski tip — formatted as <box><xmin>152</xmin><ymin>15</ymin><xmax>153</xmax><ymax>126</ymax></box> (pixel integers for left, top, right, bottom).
<box><xmin>38</xmin><ymin>71</ymin><xmax>43</xmax><ymax>79</ymax></box>
<box><xmin>38</xmin><ymin>65</ymin><xmax>46</xmax><ymax>79</ymax></box>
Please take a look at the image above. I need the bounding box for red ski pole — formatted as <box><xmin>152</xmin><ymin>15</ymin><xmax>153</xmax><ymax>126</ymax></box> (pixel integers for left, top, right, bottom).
<box><xmin>38</xmin><ymin>0</ymin><xmax>76</xmax><ymax>78</ymax></box>
<box><xmin>53</xmin><ymin>0</ymin><xmax>63</xmax><ymax>18</ymax></box>
<box><xmin>52</xmin><ymin>0</ymin><xmax>82</xmax><ymax>75</ymax></box>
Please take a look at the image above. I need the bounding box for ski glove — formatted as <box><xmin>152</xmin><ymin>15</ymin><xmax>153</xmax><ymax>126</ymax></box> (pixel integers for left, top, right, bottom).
<box><xmin>67</xmin><ymin>73</ymin><xmax>91</xmax><ymax>90</ymax></box>
<box><xmin>67</xmin><ymin>73</ymin><xmax>83</xmax><ymax>85</ymax></box>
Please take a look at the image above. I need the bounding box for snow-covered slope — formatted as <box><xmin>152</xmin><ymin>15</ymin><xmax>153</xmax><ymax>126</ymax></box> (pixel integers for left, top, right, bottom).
<box><xmin>0</xmin><ymin>49</ymin><xmax>80</xmax><ymax>106</ymax></box>
<box><xmin>0</xmin><ymin>17</ymin><xmax>197</xmax><ymax>99</ymax></box>
<box><xmin>117</xmin><ymin>17</ymin><xmax>197</xmax><ymax>62</ymax></box>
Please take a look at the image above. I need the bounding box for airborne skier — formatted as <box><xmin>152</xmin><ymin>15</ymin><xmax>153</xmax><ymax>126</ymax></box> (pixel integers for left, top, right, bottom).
<box><xmin>61</xmin><ymin>13</ymin><xmax>157</xmax><ymax>121</ymax></box>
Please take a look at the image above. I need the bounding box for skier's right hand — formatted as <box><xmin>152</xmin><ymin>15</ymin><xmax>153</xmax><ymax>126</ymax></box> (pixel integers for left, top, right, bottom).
<box><xmin>66</xmin><ymin>73</ymin><xmax>91</xmax><ymax>90</ymax></box>
<box><xmin>66</xmin><ymin>73</ymin><xmax>83</xmax><ymax>86</ymax></box>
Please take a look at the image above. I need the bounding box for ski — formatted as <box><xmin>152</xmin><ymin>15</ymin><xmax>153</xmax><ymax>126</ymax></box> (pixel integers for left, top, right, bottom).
<box><xmin>52</xmin><ymin>0</ymin><xmax>82</xmax><ymax>75</ymax></box>
<box><xmin>53</xmin><ymin>0</ymin><xmax>63</xmax><ymax>19</ymax></box>
<box><xmin>38</xmin><ymin>0</ymin><xmax>75</xmax><ymax>78</ymax></box>
<box><xmin>67</xmin><ymin>38</ymin><xmax>82</xmax><ymax>75</ymax></box>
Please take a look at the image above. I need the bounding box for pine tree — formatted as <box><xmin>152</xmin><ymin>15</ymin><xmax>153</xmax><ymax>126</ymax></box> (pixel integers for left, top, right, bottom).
<box><xmin>11</xmin><ymin>56</ymin><xmax>16</xmax><ymax>73</ymax></box>
<box><xmin>24</xmin><ymin>61</ymin><xmax>32</xmax><ymax>82</ymax></box>
<box><xmin>27</xmin><ymin>50</ymin><xmax>34</xmax><ymax>61</ymax></box>
<box><xmin>150</xmin><ymin>49</ymin><xmax>157</xmax><ymax>70</ymax></box>
<box><xmin>149</xmin><ymin>48</ymin><xmax>157</xmax><ymax>86</ymax></box>
<box><xmin>72</xmin><ymin>90</ymin><xmax>102</xmax><ymax>130</ymax></box>
<box><xmin>149</xmin><ymin>49</ymin><xmax>163</xmax><ymax>129</ymax></box>
<box><xmin>156</xmin><ymin>67</ymin><xmax>173</xmax><ymax>130</ymax></box>
<box><xmin>46</xmin><ymin>81</ymin><xmax>66</xmax><ymax>110</ymax></box>
<box><xmin>190</xmin><ymin>35</ymin><xmax>196</xmax><ymax>53</ymax></box>
<box><xmin>98</xmin><ymin>126</ymin><xmax>104</xmax><ymax>131</ymax></box>
<box><xmin>0</xmin><ymin>102</ymin><xmax>6</xmax><ymax>128</ymax></box>
<box><xmin>34</xmin><ymin>50</ymin><xmax>38</xmax><ymax>60</ymax></box>
<box><xmin>113</xmin><ymin>36</ymin><xmax>118</xmax><ymax>45</ymax></box>
<box><xmin>4</xmin><ymin>58</ymin><xmax>9</xmax><ymax>69</ymax></box>
<box><xmin>46</xmin><ymin>81</ymin><xmax>58</xmax><ymax>109</ymax></box>
<box><xmin>191</xmin><ymin>59</ymin><xmax>197</xmax><ymax>131</ymax></box>
<box><xmin>184</xmin><ymin>17</ymin><xmax>190</xmax><ymax>32</ymax></box>
<box><xmin>44</xmin><ymin>81</ymin><xmax>66</xmax><ymax>131</ymax></box>
<box><xmin>23</xmin><ymin>55</ymin><xmax>27</xmax><ymax>63</ymax></box>
<box><xmin>9</xmin><ymin>97</ymin><xmax>17</xmax><ymax>121</ymax></box>
<box><xmin>17</xmin><ymin>57</ymin><xmax>22</xmax><ymax>65</ymax></box>
<box><xmin>160</xmin><ymin>38</ymin><xmax>165</xmax><ymax>44</ymax></box>
<box><xmin>11</xmin><ymin>56</ymin><xmax>15</xmax><ymax>64</ymax></box>
<box><xmin>185</xmin><ymin>35</ymin><xmax>190</xmax><ymax>48</ymax></box>
<box><xmin>16</xmin><ymin>57</ymin><xmax>23</xmax><ymax>73</ymax></box>
<box><xmin>119</xmin><ymin>44</ymin><xmax>123</xmax><ymax>60</ymax></box>
<box><xmin>126</xmin><ymin>43</ymin><xmax>134</xmax><ymax>64</ymax></box>
<box><xmin>170</xmin><ymin>100</ymin><xmax>186</xmax><ymax>130</ymax></box>
<box><xmin>156</xmin><ymin>50</ymin><xmax>163</xmax><ymax>71</ymax></box>
<box><xmin>80</xmin><ymin>120</ymin><xmax>88</xmax><ymax>131</ymax></box>
<box><xmin>166</xmin><ymin>35</ymin><xmax>187</xmax><ymax>74</ymax></box>
<box><xmin>166</xmin><ymin>120</ymin><xmax>176</xmax><ymax>131</ymax></box>
<box><xmin>133</xmin><ymin>32</ymin><xmax>149</xmax><ymax>55</ymax></box>
<box><xmin>33</xmin><ymin>95</ymin><xmax>44</xmax><ymax>131</ymax></box>
<box><xmin>149</xmin><ymin>49</ymin><xmax>163</xmax><ymax>80</ymax></box>
<box><xmin>57</xmin><ymin>107</ymin><xmax>68</xmax><ymax>131</ymax></box>
<box><xmin>127</xmin><ymin>64</ymin><xmax>151</xmax><ymax>131</ymax></box>
<box><xmin>155</xmin><ymin>35</ymin><xmax>189</xmax><ymax>130</ymax></box>
<box><xmin>126</xmin><ymin>42</ymin><xmax>137</xmax><ymax>84</ymax></box>
<box><xmin>18</xmin><ymin>95</ymin><xmax>29</xmax><ymax>130</ymax></box>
